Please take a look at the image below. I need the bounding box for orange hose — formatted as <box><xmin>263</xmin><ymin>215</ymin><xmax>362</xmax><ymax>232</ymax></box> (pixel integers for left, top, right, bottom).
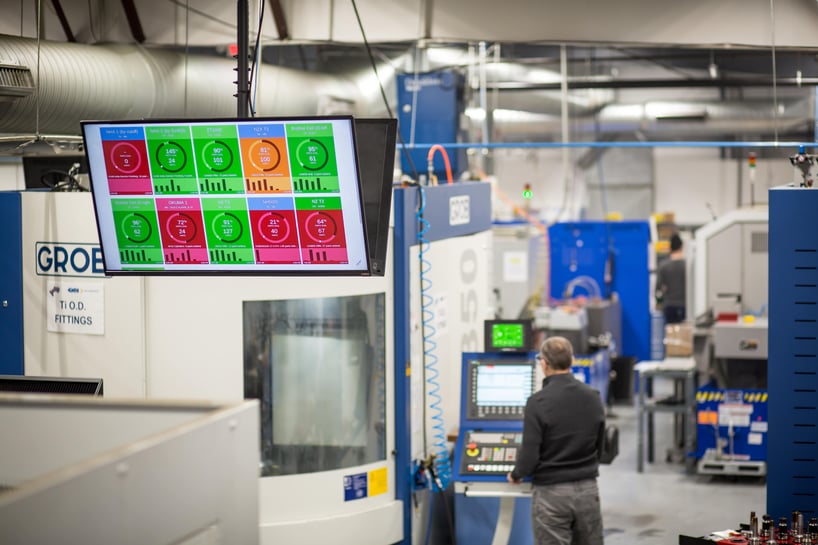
<box><xmin>427</xmin><ymin>144</ymin><xmax>453</xmax><ymax>185</ymax></box>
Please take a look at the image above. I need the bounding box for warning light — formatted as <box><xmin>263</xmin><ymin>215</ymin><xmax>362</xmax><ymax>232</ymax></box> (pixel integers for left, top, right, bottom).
<box><xmin>748</xmin><ymin>152</ymin><xmax>757</xmax><ymax>168</ymax></box>
<box><xmin>523</xmin><ymin>183</ymin><xmax>532</xmax><ymax>200</ymax></box>
<box><xmin>228</xmin><ymin>43</ymin><xmax>239</xmax><ymax>57</ymax></box>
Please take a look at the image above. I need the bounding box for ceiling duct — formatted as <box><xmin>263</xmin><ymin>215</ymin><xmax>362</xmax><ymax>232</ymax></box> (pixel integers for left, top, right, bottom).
<box><xmin>0</xmin><ymin>34</ymin><xmax>364</xmax><ymax>139</ymax></box>
<box><xmin>473</xmin><ymin>96</ymin><xmax>812</xmax><ymax>143</ymax></box>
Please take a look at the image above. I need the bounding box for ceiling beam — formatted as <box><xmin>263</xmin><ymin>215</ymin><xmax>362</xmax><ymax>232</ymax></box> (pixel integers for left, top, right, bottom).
<box><xmin>120</xmin><ymin>0</ymin><xmax>146</xmax><ymax>44</ymax></box>
<box><xmin>49</xmin><ymin>0</ymin><xmax>75</xmax><ymax>42</ymax></box>
<box><xmin>267</xmin><ymin>0</ymin><xmax>290</xmax><ymax>40</ymax></box>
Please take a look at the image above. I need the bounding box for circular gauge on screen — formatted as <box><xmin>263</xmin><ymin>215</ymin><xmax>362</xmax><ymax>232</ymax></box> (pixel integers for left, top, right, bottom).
<box><xmin>211</xmin><ymin>211</ymin><xmax>244</xmax><ymax>243</ymax></box>
<box><xmin>165</xmin><ymin>212</ymin><xmax>198</xmax><ymax>243</ymax></box>
<box><xmin>121</xmin><ymin>212</ymin><xmax>152</xmax><ymax>243</ymax></box>
<box><xmin>155</xmin><ymin>141</ymin><xmax>187</xmax><ymax>173</ymax></box>
<box><xmin>295</xmin><ymin>138</ymin><xmax>329</xmax><ymax>171</ymax></box>
<box><xmin>201</xmin><ymin>140</ymin><xmax>234</xmax><ymax>172</ymax></box>
<box><xmin>248</xmin><ymin>139</ymin><xmax>281</xmax><ymax>172</ymax></box>
<box><xmin>109</xmin><ymin>141</ymin><xmax>142</xmax><ymax>174</ymax></box>
<box><xmin>256</xmin><ymin>211</ymin><xmax>291</xmax><ymax>244</ymax></box>
<box><xmin>303</xmin><ymin>211</ymin><xmax>338</xmax><ymax>243</ymax></box>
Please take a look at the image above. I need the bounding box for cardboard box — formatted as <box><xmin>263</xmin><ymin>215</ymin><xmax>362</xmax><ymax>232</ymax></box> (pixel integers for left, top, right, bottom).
<box><xmin>665</xmin><ymin>322</ymin><xmax>693</xmax><ymax>357</ymax></box>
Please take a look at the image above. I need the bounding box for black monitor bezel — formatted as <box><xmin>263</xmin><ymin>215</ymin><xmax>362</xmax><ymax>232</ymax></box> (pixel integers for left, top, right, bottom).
<box><xmin>464</xmin><ymin>356</ymin><xmax>537</xmax><ymax>421</ymax></box>
<box><xmin>354</xmin><ymin>118</ymin><xmax>397</xmax><ymax>277</ymax></box>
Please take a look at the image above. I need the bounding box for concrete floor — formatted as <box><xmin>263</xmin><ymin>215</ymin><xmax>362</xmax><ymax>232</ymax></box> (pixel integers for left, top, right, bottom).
<box><xmin>599</xmin><ymin>400</ymin><xmax>765</xmax><ymax>545</ymax></box>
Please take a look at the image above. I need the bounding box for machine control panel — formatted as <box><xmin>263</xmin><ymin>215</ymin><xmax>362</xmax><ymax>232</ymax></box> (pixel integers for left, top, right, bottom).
<box><xmin>458</xmin><ymin>430</ymin><xmax>523</xmax><ymax>475</ymax></box>
<box><xmin>466</xmin><ymin>357</ymin><xmax>536</xmax><ymax>420</ymax></box>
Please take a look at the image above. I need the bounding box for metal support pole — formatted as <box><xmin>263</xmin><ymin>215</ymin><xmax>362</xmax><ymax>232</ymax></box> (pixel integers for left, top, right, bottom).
<box><xmin>236</xmin><ymin>0</ymin><xmax>250</xmax><ymax>118</ymax></box>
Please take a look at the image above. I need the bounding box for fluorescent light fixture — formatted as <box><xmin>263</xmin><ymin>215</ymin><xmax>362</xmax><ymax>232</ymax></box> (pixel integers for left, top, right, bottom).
<box><xmin>465</xmin><ymin>107</ymin><xmax>486</xmax><ymax>121</ymax></box>
<box><xmin>645</xmin><ymin>102</ymin><xmax>707</xmax><ymax>120</ymax></box>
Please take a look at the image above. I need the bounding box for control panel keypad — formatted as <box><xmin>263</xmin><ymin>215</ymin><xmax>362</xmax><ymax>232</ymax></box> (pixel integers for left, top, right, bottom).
<box><xmin>459</xmin><ymin>431</ymin><xmax>523</xmax><ymax>475</ymax></box>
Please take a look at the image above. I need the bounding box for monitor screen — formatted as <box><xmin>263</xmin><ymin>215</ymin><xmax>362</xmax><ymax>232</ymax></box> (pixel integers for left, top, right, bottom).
<box><xmin>354</xmin><ymin>118</ymin><xmax>396</xmax><ymax>276</ymax></box>
<box><xmin>81</xmin><ymin>116</ymin><xmax>370</xmax><ymax>275</ymax></box>
<box><xmin>484</xmin><ymin>319</ymin><xmax>533</xmax><ymax>352</ymax></box>
<box><xmin>474</xmin><ymin>364</ymin><xmax>533</xmax><ymax>407</ymax></box>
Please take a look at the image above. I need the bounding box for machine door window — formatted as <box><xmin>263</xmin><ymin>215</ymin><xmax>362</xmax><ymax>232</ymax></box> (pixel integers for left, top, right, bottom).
<box><xmin>243</xmin><ymin>293</ymin><xmax>386</xmax><ymax>476</ymax></box>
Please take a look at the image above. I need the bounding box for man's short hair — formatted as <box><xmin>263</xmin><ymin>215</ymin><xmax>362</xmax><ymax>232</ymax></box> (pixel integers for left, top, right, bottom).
<box><xmin>540</xmin><ymin>336</ymin><xmax>574</xmax><ymax>371</ymax></box>
<box><xmin>670</xmin><ymin>233</ymin><xmax>683</xmax><ymax>252</ymax></box>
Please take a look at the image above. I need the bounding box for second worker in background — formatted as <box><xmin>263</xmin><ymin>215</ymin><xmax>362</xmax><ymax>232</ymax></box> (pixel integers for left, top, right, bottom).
<box><xmin>507</xmin><ymin>336</ymin><xmax>606</xmax><ymax>545</ymax></box>
<box><xmin>655</xmin><ymin>232</ymin><xmax>687</xmax><ymax>324</ymax></box>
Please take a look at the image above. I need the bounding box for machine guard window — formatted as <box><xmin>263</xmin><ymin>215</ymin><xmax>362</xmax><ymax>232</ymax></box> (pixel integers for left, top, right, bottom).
<box><xmin>243</xmin><ymin>293</ymin><xmax>386</xmax><ymax>476</ymax></box>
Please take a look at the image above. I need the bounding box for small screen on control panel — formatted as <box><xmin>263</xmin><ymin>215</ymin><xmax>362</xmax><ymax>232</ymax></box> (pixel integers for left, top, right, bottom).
<box><xmin>467</xmin><ymin>358</ymin><xmax>536</xmax><ymax>420</ymax></box>
<box><xmin>483</xmin><ymin>319</ymin><xmax>532</xmax><ymax>353</ymax></box>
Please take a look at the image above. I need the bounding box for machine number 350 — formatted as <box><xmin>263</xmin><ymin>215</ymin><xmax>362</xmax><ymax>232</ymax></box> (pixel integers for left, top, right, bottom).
<box><xmin>460</xmin><ymin>247</ymin><xmax>480</xmax><ymax>352</ymax></box>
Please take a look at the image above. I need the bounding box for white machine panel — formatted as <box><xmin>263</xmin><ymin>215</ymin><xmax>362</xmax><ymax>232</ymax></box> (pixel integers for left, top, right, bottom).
<box><xmin>693</xmin><ymin>207</ymin><xmax>768</xmax><ymax>318</ymax></box>
<box><xmin>21</xmin><ymin>192</ymin><xmax>146</xmax><ymax>397</ymax></box>
<box><xmin>0</xmin><ymin>396</ymin><xmax>260</xmax><ymax>545</ymax></box>
<box><xmin>409</xmin><ymin>230</ymin><xmax>493</xmax><ymax>462</ymax></box>
<box><xmin>17</xmin><ymin>192</ymin><xmax>402</xmax><ymax>545</ymax></box>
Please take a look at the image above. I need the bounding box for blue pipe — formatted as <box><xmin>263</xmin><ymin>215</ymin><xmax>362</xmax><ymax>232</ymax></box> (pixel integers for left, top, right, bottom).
<box><xmin>402</xmin><ymin>140</ymin><xmax>817</xmax><ymax>150</ymax></box>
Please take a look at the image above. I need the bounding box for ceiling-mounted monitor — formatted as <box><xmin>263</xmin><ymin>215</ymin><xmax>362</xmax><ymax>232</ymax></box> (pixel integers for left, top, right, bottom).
<box><xmin>81</xmin><ymin>116</ymin><xmax>370</xmax><ymax>275</ymax></box>
<box><xmin>354</xmin><ymin>118</ymin><xmax>397</xmax><ymax>276</ymax></box>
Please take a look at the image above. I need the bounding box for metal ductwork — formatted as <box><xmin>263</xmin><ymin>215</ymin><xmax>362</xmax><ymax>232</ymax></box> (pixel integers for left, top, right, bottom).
<box><xmin>0</xmin><ymin>34</ymin><xmax>365</xmax><ymax>137</ymax></box>
<box><xmin>0</xmin><ymin>33</ymin><xmax>809</xmax><ymax>150</ymax></box>
<box><xmin>468</xmin><ymin>97</ymin><xmax>813</xmax><ymax>142</ymax></box>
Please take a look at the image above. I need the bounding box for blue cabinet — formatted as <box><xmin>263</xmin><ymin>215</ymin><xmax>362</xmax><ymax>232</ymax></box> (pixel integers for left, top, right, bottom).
<box><xmin>0</xmin><ymin>192</ymin><xmax>23</xmax><ymax>374</ymax></box>
<box><xmin>768</xmin><ymin>186</ymin><xmax>818</xmax><ymax>518</ymax></box>
<box><xmin>548</xmin><ymin>221</ymin><xmax>651</xmax><ymax>361</ymax></box>
<box><xmin>396</xmin><ymin>71</ymin><xmax>464</xmax><ymax>179</ymax></box>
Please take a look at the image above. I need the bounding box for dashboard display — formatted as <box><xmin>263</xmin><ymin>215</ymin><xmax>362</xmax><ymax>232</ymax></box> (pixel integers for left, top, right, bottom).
<box><xmin>82</xmin><ymin>116</ymin><xmax>370</xmax><ymax>275</ymax></box>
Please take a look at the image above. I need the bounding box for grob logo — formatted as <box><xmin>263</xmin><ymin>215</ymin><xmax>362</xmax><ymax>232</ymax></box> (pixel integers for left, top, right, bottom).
<box><xmin>36</xmin><ymin>242</ymin><xmax>105</xmax><ymax>277</ymax></box>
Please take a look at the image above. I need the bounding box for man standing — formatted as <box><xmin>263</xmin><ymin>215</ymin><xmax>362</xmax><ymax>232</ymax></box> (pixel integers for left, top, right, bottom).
<box><xmin>507</xmin><ymin>336</ymin><xmax>605</xmax><ymax>545</ymax></box>
<box><xmin>656</xmin><ymin>232</ymin><xmax>687</xmax><ymax>324</ymax></box>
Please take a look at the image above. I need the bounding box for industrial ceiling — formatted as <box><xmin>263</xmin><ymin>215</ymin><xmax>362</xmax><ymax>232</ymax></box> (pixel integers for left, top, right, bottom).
<box><xmin>1</xmin><ymin>0</ymin><xmax>817</xmax><ymax>155</ymax></box>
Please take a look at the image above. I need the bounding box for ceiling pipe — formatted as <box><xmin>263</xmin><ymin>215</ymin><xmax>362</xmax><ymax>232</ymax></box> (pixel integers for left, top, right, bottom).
<box><xmin>0</xmin><ymin>34</ymin><xmax>365</xmax><ymax>137</ymax></box>
<box><xmin>488</xmin><ymin>77</ymin><xmax>818</xmax><ymax>90</ymax></box>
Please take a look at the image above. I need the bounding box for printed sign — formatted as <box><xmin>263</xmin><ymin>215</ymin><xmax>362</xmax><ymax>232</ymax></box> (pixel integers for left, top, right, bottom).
<box><xmin>343</xmin><ymin>468</ymin><xmax>388</xmax><ymax>501</ymax></box>
<box><xmin>503</xmin><ymin>251</ymin><xmax>528</xmax><ymax>283</ymax></box>
<box><xmin>343</xmin><ymin>472</ymin><xmax>368</xmax><ymax>502</ymax></box>
<box><xmin>368</xmin><ymin>467</ymin><xmax>388</xmax><ymax>497</ymax></box>
<box><xmin>717</xmin><ymin>404</ymin><xmax>752</xmax><ymax>427</ymax></box>
<box><xmin>449</xmin><ymin>195</ymin><xmax>471</xmax><ymax>226</ymax></box>
<box><xmin>46</xmin><ymin>282</ymin><xmax>105</xmax><ymax>335</ymax></box>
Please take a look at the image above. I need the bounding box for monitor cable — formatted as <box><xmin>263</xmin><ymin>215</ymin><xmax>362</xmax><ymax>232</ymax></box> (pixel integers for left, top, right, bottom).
<box><xmin>350</xmin><ymin>0</ymin><xmax>419</xmax><ymax>181</ymax></box>
<box><xmin>41</xmin><ymin>163</ymin><xmax>88</xmax><ymax>192</ymax></box>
